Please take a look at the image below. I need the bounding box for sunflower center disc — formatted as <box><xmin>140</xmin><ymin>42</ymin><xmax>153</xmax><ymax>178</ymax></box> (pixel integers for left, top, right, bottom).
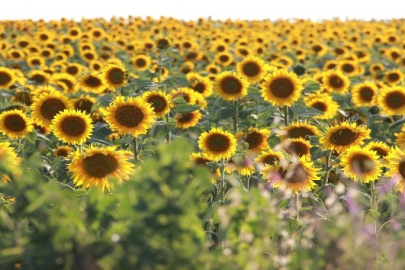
<box><xmin>83</xmin><ymin>153</ymin><xmax>118</xmax><ymax>178</ymax></box>
<box><xmin>386</xmin><ymin>92</ymin><xmax>405</xmax><ymax>109</ymax></box>
<box><xmin>76</xmin><ymin>100</ymin><xmax>94</xmax><ymax>114</ymax></box>
<box><xmin>193</xmin><ymin>82</ymin><xmax>206</xmax><ymax>94</ymax></box>
<box><xmin>148</xmin><ymin>96</ymin><xmax>167</xmax><ymax>112</ymax></box>
<box><xmin>195</xmin><ymin>157</ymin><xmax>211</xmax><ymax>166</ymax></box>
<box><xmin>219</xmin><ymin>55</ymin><xmax>229</xmax><ymax>62</ymax></box>
<box><xmin>207</xmin><ymin>134</ymin><xmax>230</xmax><ymax>152</ymax></box>
<box><xmin>109</xmin><ymin>68</ymin><xmax>124</xmax><ymax>84</ymax></box>
<box><xmin>351</xmin><ymin>154</ymin><xmax>374</xmax><ymax>174</ymax></box>
<box><xmin>41</xmin><ymin>99</ymin><xmax>66</xmax><ymax>120</ymax></box>
<box><xmin>280</xmin><ymin>164</ymin><xmax>309</xmax><ymax>183</ymax></box>
<box><xmin>85</xmin><ymin>76</ymin><xmax>101</xmax><ymax>87</ymax></box>
<box><xmin>262</xmin><ymin>155</ymin><xmax>279</xmax><ymax>165</ymax></box>
<box><xmin>312</xmin><ymin>102</ymin><xmax>327</xmax><ymax>112</ymax></box>
<box><xmin>4</xmin><ymin>114</ymin><xmax>26</xmax><ymax>132</ymax></box>
<box><xmin>342</xmin><ymin>64</ymin><xmax>355</xmax><ymax>73</ymax></box>
<box><xmin>0</xmin><ymin>72</ymin><xmax>12</xmax><ymax>85</ymax></box>
<box><xmin>388</xmin><ymin>73</ymin><xmax>400</xmax><ymax>82</ymax></box>
<box><xmin>115</xmin><ymin>105</ymin><xmax>144</xmax><ymax>127</ymax></box>
<box><xmin>59</xmin><ymin>79</ymin><xmax>74</xmax><ymax>91</ymax></box>
<box><xmin>243</xmin><ymin>62</ymin><xmax>260</xmax><ymax>77</ymax></box>
<box><xmin>288</xmin><ymin>127</ymin><xmax>314</xmax><ymax>139</ymax></box>
<box><xmin>245</xmin><ymin>131</ymin><xmax>263</xmax><ymax>150</ymax></box>
<box><xmin>136</xmin><ymin>58</ymin><xmax>146</xmax><ymax>67</ymax></box>
<box><xmin>285</xmin><ymin>141</ymin><xmax>308</xmax><ymax>157</ymax></box>
<box><xmin>270</xmin><ymin>78</ymin><xmax>294</xmax><ymax>98</ymax></box>
<box><xmin>178</xmin><ymin>112</ymin><xmax>194</xmax><ymax>123</ymax></box>
<box><xmin>67</xmin><ymin>66</ymin><xmax>78</xmax><ymax>75</ymax></box>
<box><xmin>56</xmin><ymin>149</ymin><xmax>69</xmax><ymax>157</ymax></box>
<box><xmin>330</xmin><ymin>128</ymin><xmax>359</xmax><ymax>146</ymax></box>
<box><xmin>359</xmin><ymin>87</ymin><xmax>374</xmax><ymax>101</ymax></box>
<box><xmin>371</xmin><ymin>147</ymin><xmax>387</xmax><ymax>158</ymax></box>
<box><xmin>61</xmin><ymin>116</ymin><xmax>86</xmax><ymax>136</ymax></box>
<box><xmin>329</xmin><ymin>75</ymin><xmax>343</xmax><ymax>88</ymax></box>
<box><xmin>32</xmin><ymin>74</ymin><xmax>46</xmax><ymax>84</ymax></box>
<box><xmin>221</xmin><ymin>77</ymin><xmax>242</xmax><ymax>94</ymax></box>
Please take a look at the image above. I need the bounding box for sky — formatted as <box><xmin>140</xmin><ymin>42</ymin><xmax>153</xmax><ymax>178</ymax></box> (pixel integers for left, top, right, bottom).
<box><xmin>1</xmin><ymin>0</ymin><xmax>404</xmax><ymax>21</ymax></box>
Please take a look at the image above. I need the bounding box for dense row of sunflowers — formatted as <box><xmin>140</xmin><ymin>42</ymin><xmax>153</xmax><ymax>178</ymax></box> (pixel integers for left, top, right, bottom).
<box><xmin>1</xmin><ymin>16</ymin><xmax>405</xmax><ymax>199</ymax></box>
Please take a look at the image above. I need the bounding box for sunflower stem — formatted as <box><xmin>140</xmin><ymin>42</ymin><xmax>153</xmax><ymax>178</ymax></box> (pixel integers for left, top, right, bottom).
<box><xmin>133</xmin><ymin>136</ymin><xmax>138</xmax><ymax>162</ymax></box>
<box><xmin>166</xmin><ymin>113</ymin><xmax>171</xmax><ymax>143</ymax></box>
<box><xmin>233</xmin><ymin>100</ymin><xmax>238</xmax><ymax>134</ymax></box>
<box><xmin>158</xmin><ymin>50</ymin><xmax>163</xmax><ymax>86</ymax></box>
<box><xmin>323</xmin><ymin>150</ymin><xmax>332</xmax><ymax>185</ymax></box>
<box><xmin>219</xmin><ymin>159</ymin><xmax>226</xmax><ymax>203</ymax></box>
<box><xmin>284</xmin><ymin>106</ymin><xmax>288</xmax><ymax>126</ymax></box>
<box><xmin>370</xmin><ymin>181</ymin><xmax>376</xmax><ymax>210</ymax></box>
<box><xmin>295</xmin><ymin>193</ymin><xmax>301</xmax><ymax>220</ymax></box>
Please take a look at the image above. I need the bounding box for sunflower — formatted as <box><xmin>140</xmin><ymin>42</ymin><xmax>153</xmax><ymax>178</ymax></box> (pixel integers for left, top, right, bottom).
<box><xmin>370</xmin><ymin>63</ymin><xmax>385</xmax><ymax>75</ymax></box>
<box><xmin>365</xmin><ymin>141</ymin><xmax>391</xmax><ymax>159</ymax></box>
<box><xmin>79</xmin><ymin>73</ymin><xmax>105</xmax><ymax>93</ymax></box>
<box><xmin>337</xmin><ymin>60</ymin><xmax>359</xmax><ymax>77</ymax></box>
<box><xmin>304</xmin><ymin>93</ymin><xmax>339</xmax><ymax>120</ymax></box>
<box><xmin>260</xmin><ymin>69</ymin><xmax>303</xmax><ymax>107</ymax></box>
<box><xmin>322</xmin><ymin>70</ymin><xmax>350</xmax><ymax>93</ymax></box>
<box><xmin>198</xmin><ymin>128</ymin><xmax>237</xmax><ymax>161</ymax></box>
<box><xmin>261</xmin><ymin>157</ymin><xmax>320</xmax><ymax>194</ymax></box>
<box><xmin>395</xmin><ymin>125</ymin><xmax>405</xmax><ymax>149</ymax></box>
<box><xmin>225</xmin><ymin>155</ymin><xmax>255</xmax><ymax>176</ymax></box>
<box><xmin>281</xmin><ymin>138</ymin><xmax>311</xmax><ymax>158</ymax></box>
<box><xmin>206</xmin><ymin>64</ymin><xmax>221</xmax><ymax>75</ymax></box>
<box><xmin>351</xmin><ymin>82</ymin><xmax>378</xmax><ymax>107</ymax></box>
<box><xmin>215</xmin><ymin>52</ymin><xmax>233</xmax><ymax>67</ymax></box>
<box><xmin>132</xmin><ymin>54</ymin><xmax>151</xmax><ymax>71</ymax></box>
<box><xmin>255</xmin><ymin>149</ymin><xmax>284</xmax><ymax>168</ymax></box>
<box><xmin>320</xmin><ymin>121</ymin><xmax>370</xmax><ymax>153</ymax></box>
<box><xmin>142</xmin><ymin>90</ymin><xmax>170</xmax><ymax>117</ymax></box>
<box><xmin>378</xmin><ymin>86</ymin><xmax>405</xmax><ymax>116</ymax></box>
<box><xmin>237</xmin><ymin>56</ymin><xmax>266</xmax><ymax>83</ymax></box>
<box><xmin>156</xmin><ymin>37</ymin><xmax>171</xmax><ymax>50</ymax></box>
<box><xmin>28</xmin><ymin>70</ymin><xmax>50</xmax><ymax>85</ymax></box>
<box><xmin>169</xmin><ymin>87</ymin><xmax>198</xmax><ymax>106</ymax></box>
<box><xmin>54</xmin><ymin>145</ymin><xmax>72</xmax><ymax>158</ymax></box>
<box><xmin>0</xmin><ymin>67</ymin><xmax>16</xmax><ymax>89</ymax></box>
<box><xmin>384</xmin><ymin>69</ymin><xmax>404</xmax><ymax>86</ymax></box>
<box><xmin>26</xmin><ymin>55</ymin><xmax>45</xmax><ymax>68</ymax></box>
<box><xmin>51</xmin><ymin>109</ymin><xmax>93</xmax><ymax>145</ymax></box>
<box><xmin>104</xmin><ymin>96</ymin><xmax>155</xmax><ymax>136</ymax></box>
<box><xmin>65</xmin><ymin>63</ymin><xmax>85</xmax><ymax>77</ymax></box>
<box><xmin>31</xmin><ymin>91</ymin><xmax>73</xmax><ymax>127</ymax></box>
<box><xmin>340</xmin><ymin>146</ymin><xmax>382</xmax><ymax>183</ymax></box>
<box><xmin>190</xmin><ymin>77</ymin><xmax>213</xmax><ymax>97</ymax></box>
<box><xmin>0</xmin><ymin>110</ymin><xmax>33</xmax><ymax>139</ymax></box>
<box><xmin>236</xmin><ymin>127</ymin><xmax>270</xmax><ymax>152</ymax></box>
<box><xmin>68</xmin><ymin>145</ymin><xmax>134</xmax><ymax>191</ymax></box>
<box><xmin>190</xmin><ymin>152</ymin><xmax>220</xmax><ymax>182</ymax></box>
<box><xmin>385</xmin><ymin>147</ymin><xmax>405</xmax><ymax>193</ymax></box>
<box><xmin>279</xmin><ymin>120</ymin><xmax>320</xmax><ymax>140</ymax></box>
<box><xmin>215</xmin><ymin>72</ymin><xmax>249</xmax><ymax>101</ymax></box>
<box><xmin>175</xmin><ymin>111</ymin><xmax>202</xmax><ymax>129</ymax></box>
<box><xmin>101</xmin><ymin>63</ymin><xmax>128</xmax><ymax>90</ymax></box>
<box><xmin>52</xmin><ymin>73</ymin><xmax>77</xmax><ymax>93</ymax></box>
<box><xmin>0</xmin><ymin>142</ymin><xmax>21</xmax><ymax>183</ymax></box>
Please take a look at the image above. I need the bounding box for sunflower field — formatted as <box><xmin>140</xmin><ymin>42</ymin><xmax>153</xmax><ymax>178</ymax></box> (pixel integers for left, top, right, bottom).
<box><xmin>2</xmin><ymin>16</ymin><xmax>405</xmax><ymax>269</ymax></box>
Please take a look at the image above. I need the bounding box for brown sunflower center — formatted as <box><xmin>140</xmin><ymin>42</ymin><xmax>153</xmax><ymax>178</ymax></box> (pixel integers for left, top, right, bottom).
<box><xmin>147</xmin><ymin>95</ymin><xmax>167</xmax><ymax>113</ymax></box>
<box><xmin>75</xmin><ymin>99</ymin><xmax>94</xmax><ymax>114</ymax></box>
<box><xmin>342</xmin><ymin>63</ymin><xmax>355</xmax><ymax>73</ymax></box>
<box><xmin>108</xmin><ymin>68</ymin><xmax>125</xmax><ymax>84</ymax></box>
<box><xmin>242</xmin><ymin>62</ymin><xmax>260</xmax><ymax>77</ymax></box>
<box><xmin>192</xmin><ymin>82</ymin><xmax>206</xmax><ymax>94</ymax></box>
<box><xmin>83</xmin><ymin>153</ymin><xmax>118</xmax><ymax>178</ymax></box>
<box><xmin>350</xmin><ymin>154</ymin><xmax>374</xmax><ymax>174</ymax></box>
<box><xmin>269</xmin><ymin>77</ymin><xmax>294</xmax><ymax>98</ymax></box>
<box><xmin>40</xmin><ymin>99</ymin><xmax>66</xmax><ymax>120</ymax></box>
<box><xmin>59</xmin><ymin>79</ymin><xmax>74</xmax><ymax>91</ymax></box>
<box><xmin>262</xmin><ymin>154</ymin><xmax>279</xmax><ymax>165</ymax></box>
<box><xmin>359</xmin><ymin>87</ymin><xmax>374</xmax><ymax>101</ymax></box>
<box><xmin>56</xmin><ymin>149</ymin><xmax>69</xmax><ymax>157</ymax></box>
<box><xmin>371</xmin><ymin>147</ymin><xmax>388</xmax><ymax>158</ymax></box>
<box><xmin>177</xmin><ymin>112</ymin><xmax>195</xmax><ymax>123</ymax></box>
<box><xmin>194</xmin><ymin>157</ymin><xmax>211</xmax><ymax>166</ymax></box>
<box><xmin>385</xmin><ymin>91</ymin><xmax>405</xmax><ymax>109</ymax></box>
<box><xmin>0</xmin><ymin>71</ymin><xmax>12</xmax><ymax>85</ymax></box>
<box><xmin>115</xmin><ymin>105</ymin><xmax>144</xmax><ymax>127</ymax></box>
<box><xmin>61</xmin><ymin>116</ymin><xmax>86</xmax><ymax>136</ymax></box>
<box><xmin>287</xmin><ymin>127</ymin><xmax>315</xmax><ymax>139</ymax></box>
<box><xmin>206</xmin><ymin>133</ymin><xmax>230</xmax><ymax>152</ymax></box>
<box><xmin>67</xmin><ymin>66</ymin><xmax>78</xmax><ymax>75</ymax></box>
<box><xmin>219</xmin><ymin>55</ymin><xmax>230</xmax><ymax>62</ymax></box>
<box><xmin>245</xmin><ymin>131</ymin><xmax>264</xmax><ymax>150</ymax></box>
<box><xmin>312</xmin><ymin>102</ymin><xmax>327</xmax><ymax>112</ymax></box>
<box><xmin>220</xmin><ymin>76</ymin><xmax>242</xmax><ymax>94</ymax></box>
<box><xmin>330</xmin><ymin>128</ymin><xmax>359</xmax><ymax>146</ymax></box>
<box><xmin>31</xmin><ymin>74</ymin><xmax>46</xmax><ymax>84</ymax></box>
<box><xmin>398</xmin><ymin>161</ymin><xmax>405</xmax><ymax>178</ymax></box>
<box><xmin>329</xmin><ymin>75</ymin><xmax>343</xmax><ymax>88</ymax></box>
<box><xmin>284</xmin><ymin>141</ymin><xmax>309</xmax><ymax>157</ymax></box>
<box><xmin>279</xmin><ymin>164</ymin><xmax>309</xmax><ymax>183</ymax></box>
<box><xmin>4</xmin><ymin>114</ymin><xmax>26</xmax><ymax>132</ymax></box>
<box><xmin>157</xmin><ymin>39</ymin><xmax>169</xmax><ymax>49</ymax></box>
<box><xmin>84</xmin><ymin>76</ymin><xmax>102</xmax><ymax>87</ymax></box>
<box><xmin>312</xmin><ymin>45</ymin><xmax>322</xmax><ymax>52</ymax></box>
<box><xmin>387</xmin><ymin>73</ymin><xmax>400</xmax><ymax>82</ymax></box>
<box><xmin>135</xmin><ymin>58</ymin><xmax>146</xmax><ymax>67</ymax></box>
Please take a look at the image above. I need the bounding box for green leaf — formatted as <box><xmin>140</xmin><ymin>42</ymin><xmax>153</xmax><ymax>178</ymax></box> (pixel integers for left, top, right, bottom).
<box><xmin>150</xmin><ymin>120</ymin><xmax>176</xmax><ymax>140</ymax></box>
<box><xmin>390</xmin><ymin>118</ymin><xmax>405</xmax><ymax>130</ymax></box>
<box><xmin>173</xmin><ymin>104</ymin><xmax>200</xmax><ymax>113</ymax></box>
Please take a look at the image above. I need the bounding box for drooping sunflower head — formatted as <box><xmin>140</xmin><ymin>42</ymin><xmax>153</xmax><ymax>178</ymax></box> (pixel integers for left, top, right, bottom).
<box><xmin>54</xmin><ymin>145</ymin><xmax>72</xmax><ymax>158</ymax></box>
<box><xmin>104</xmin><ymin>96</ymin><xmax>155</xmax><ymax>137</ymax></box>
<box><xmin>304</xmin><ymin>92</ymin><xmax>339</xmax><ymax>120</ymax></box>
<box><xmin>143</xmin><ymin>90</ymin><xmax>170</xmax><ymax>117</ymax></box>
<box><xmin>236</xmin><ymin>127</ymin><xmax>270</xmax><ymax>153</ymax></box>
<box><xmin>236</xmin><ymin>55</ymin><xmax>266</xmax><ymax>83</ymax></box>
<box><xmin>320</xmin><ymin>121</ymin><xmax>371</xmax><ymax>153</ymax></box>
<box><xmin>0</xmin><ymin>142</ymin><xmax>21</xmax><ymax>183</ymax></box>
<box><xmin>384</xmin><ymin>69</ymin><xmax>404</xmax><ymax>86</ymax></box>
<box><xmin>279</xmin><ymin>120</ymin><xmax>320</xmax><ymax>140</ymax></box>
<box><xmin>198</xmin><ymin>128</ymin><xmax>237</xmax><ymax>161</ymax></box>
<box><xmin>377</xmin><ymin>86</ymin><xmax>405</xmax><ymax>116</ymax></box>
<box><xmin>50</xmin><ymin>109</ymin><xmax>93</xmax><ymax>145</ymax></box>
<box><xmin>281</xmin><ymin>138</ymin><xmax>311</xmax><ymax>158</ymax></box>
<box><xmin>261</xmin><ymin>157</ymin><xmax>320</xmax><ymax>194</ymax></box>
<box><xmin>101</xmin><ymin>62</ymin><xmax>128</xmax><ymax>90</ymax></box>
<box><xmin>31</xmin><ymin>90</ymin><xmax>73</xmax><ymax>127</ymax></box>
<box><xmin>322</xmin><ymin>70</ymin><xmax>350</xmax><ymax>93</ymax></box>
<box><xmin>0</xmin><ymin>67</ymin><xmax>16</xmax><ymax>89</ymax></box>
<box><xmin>351</xmin><ymin>82</ymin><xmax>378</xmax><ymax>107</ymax></box>
<box><xmin>340</xmin><ymin>146</ymin><xmax>382</xmax><ymax>183</ymax></box>
<box><xmin>0</xmin><ymin>109</ymin><xmax>33</xmax><ymax>139</ymax></box>
<box><xmin>175</xmin><ymin>110</ymin><xmax>202</xmax><ymax>129</ymax></box>
<box><xmin>79</xmin><ymin>72</ymin><xmax>105</xmax><ymax>93</ymax></box>
<box><xmin>68</xmin><ymin>145</ymin><xmax>135</xmax><ymax>192</ymax></box>
<box><xmin>260</xmin><ymin>69</ymin><xmax>303</xmax><ymax>107</ymax></box>
<box><xmin>215</xmin><ymin>71</ymin><xmax>249</xmax><ymax>101</ymax></box>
